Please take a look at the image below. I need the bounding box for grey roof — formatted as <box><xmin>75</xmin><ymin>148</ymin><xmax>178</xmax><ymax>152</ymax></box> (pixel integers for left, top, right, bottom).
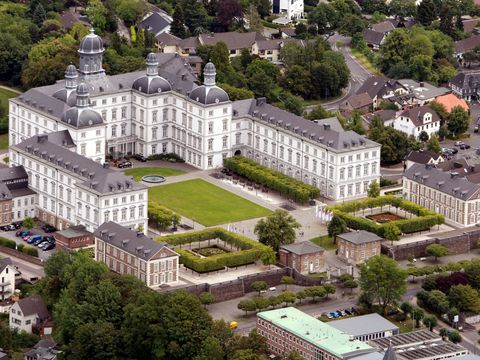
<box><xmin>363</xmin><ymin>110</ymin><xmax>397</xmax><ymax>124</ymax></box>
<box><xmin>329</xmin><ymin>314</ymin><xmax>398</xmax><ymax>337</ymax></box>
<box><xmin>0</xmin><ymin>165</ymin><xmax>28</xmax><ymax>183</ymax></box>
<box><xmin>156</xmin><ymin>32</ymin><xmax>181</xmax><ymax>45</ymax></box>
<box><xmin>312</xmin><ymin>117</ymin><xmax>344</xmax><ymax>131</ymax></box>
<box><xmin>405</xmin><ymin>150</ymin><xmax>442</xmax><ymax>164</ymax></box>
<box><xmin>139</xmin><ymin>11</ymin><xmax>171</xmax><ymax>35</ymax></box>
<box><xmin>189</xmin><ymin>85</ymin><xmax>229</xmax><ymax>105</ymax></box>
<box><xmin>449</xmin><ymin>71</ymin><xmax>480</xmax><ymax>91</ymax></box>
<box><xmin>198</xmin><ymin>32</ymin><xmax>263</xmax><ymax>50</ymax></box>
<box><xmin>350</xmin><ymin>352</ymin><xmax>384</xmax><ymax>360</ymax></box>
<box><xmin>0</xmin><ymin>351</ymin><xmax>9</xmax><ymax>360</ymax></box>
<box><xmin>372</xmin><ymin>330</ymin><xmax>439</xmax><ymax>349</ymax></box>
<box><xmin>0</xmin><ymin>182</ymin><xmax>12</xmax><ymax>201</ymax></box>
<box><xmin>52</xmin><ymin>88</ymin><xmax>77</xmax><ymax>106</ymax></box>
<box><xmin>345</xmin><ymin>92</ymin><xmax>373</xmax><ymax>109</ymax></box>
<box><xmin>56</xmin><ymin>225</ymin><xmax>91</xmax><ymax>239</ymax></box>
<box><xmin>0</xmin><ymin>165</ymin><xmax>35</xmax><ymax>198</ymax></box>
<box><xmin>255</xmin><ymin>38</ymin><xmax>304</xmax><ymax>51</ymax></box>
<box><xmin>24</xmin><ymin>339</ymin><xmax>59</xmax><ymax>359</ymax></box>
<box><xmin>337</xmin><ymin>230</ymin><xmax>383</xmax><ymax>244</ymax></box>
<box><xmin>356</xmin><ymin>76</ymin><xmax>400</xmax><ymax>99</ymax></box>
<box><xmin>382</xmin><ymin>345</ymin><xmax>397</xmax><ymax>360</ymax></box>
<box><xmin>12</xmin><ymin>133</ymin><xmax>147</xmax><ymax>195</ymax></box>
<box><xmin>362</xmin><ymin>29</ymin><xmax>385</xmax><ymax>46</ymax></box>
<box><xmin>61</xmin><ymin>107</ymin><xmax>103</xmax><ymax>128</ymax></box>
<box><xmin>16</xmin><ymin>295</ymin><xmax>49</xmax><ymax>318</ymax></box>
<box><xmin>371</xmin><ymin>20</ymin><xmax>395</xmax><ymax>33</ymax></box>
<box><xmin>0</xmin><ymin>257</ymin><xmax>13</xmax><ymax>274</ymax></box>
<box><xmin>455</xmin><ymin>34</ymin><xmax>480</xmax><ymax>54</ymax></box>
<box><xmin>232</xmin><ymin>98</ymin><xmax>380</xmax><ymax>152</ymax></box>
<box><xmin>78</xmin><ymin>28</ymin><xmax>104</xmax><ymax>54</ymax></box>
<box><xmin>280</xmin><ymin>241</ymin><xmax>324</xmax><ymax>255</ymax></box>
<box><xmin>399</xmin><ymin>105</ymin><xmax>440</xmax><ymax>127</ymax></box>
<box><xmin>397</xmin><ymin>79</ymin><xmax>450</xmax><ymax>101</ymax></box>
<box><xmin>132</xmin><ymin>75</ymin><xmax>172</xmax><ymax>94</ymax></box>
<box><xmin>404</xmin><ymin>163</ymin><xmax>480</xmax><ymax>201</ymax></box>
<box><xmin>94</xmin><ymin>221</ymin><xmax>178</xmax><ymax>261</ymax></box>
<box><xmin>454</xmin><ymin>356</ymin><xmax>480</xmax><ymax>360</ymax></box>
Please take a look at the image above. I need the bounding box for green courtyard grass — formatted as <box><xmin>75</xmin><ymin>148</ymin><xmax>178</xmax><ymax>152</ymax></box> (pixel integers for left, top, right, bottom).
<box><xmin>148</xmin><ymin>179</ymin><xmax>272</xmax><ymax>226</ymax></box>
<box><xmin>0</xmin><ymin>87</ymin><xmax>20</xmax><ymax>150</ymax></box>
<box><xmin>309</xmin><ymin>235</ymin><xmax>335</xmax><ymax>250</ymax></box>
<box><xmin>0</xmin><ymin>134</ymin><xmax>8</xmax><ymax>151</ymax></box>
<box><xmin>123</xmin><ymin>167</ymin><xmax>186</xmax><ymax>181</ymax></box>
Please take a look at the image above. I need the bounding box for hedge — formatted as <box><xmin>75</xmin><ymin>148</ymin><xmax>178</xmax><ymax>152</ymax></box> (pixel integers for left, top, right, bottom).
<box><xmin>159</xmin><ymin>228</ymin><xmax>270</xmax><ymax>273</ymax></box>
<box><xmin>328</xmin><ymin>196</ymin><xmax>444</xmax><ymax>238</ymax></box>
<box><xmin>0</xmin><ymin>237</ymin><xmax>16</xmax><ymax>249</ymax></box>
<box><xmin>224</xmin><ymin>156</ymin><xmax>320</xmax><ymax>203</ymax></box>
<box><xmin>0</xmin><ymin>237</ymin><xmax>38</xmax><ymax>257</ymax></box>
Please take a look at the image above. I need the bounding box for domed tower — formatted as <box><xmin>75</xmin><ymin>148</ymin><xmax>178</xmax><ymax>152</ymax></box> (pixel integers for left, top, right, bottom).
<box><xmin>75</xmin><ymin>83</ymin><xmax>90</xmax><ymax>107</ymax></box>
<box><xmin>53</xmin><ymin>65</ymin><xmax>79</xmax><ymax>106</ymax></box>
<box><xmin>132</xmin><ymin>53</ymin><xmax>172</xmax><ymax>94</ymax></box>
<box><xmin>78</xmin><ymin>27</ymin><xmax>105</xmax><ymax>79</ymax></box>
<box><xmin>61</xmin><ymin>83</ymin><xmax>103</xmax><ymax>128</ymax></box>
<box><xmin>189</xmin><ymin>62</ymin><xmax>229</xmax><ymax>105</ymax></box>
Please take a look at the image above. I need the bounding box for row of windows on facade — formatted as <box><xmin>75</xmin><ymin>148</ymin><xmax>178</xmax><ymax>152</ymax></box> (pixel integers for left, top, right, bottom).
<box><xmin>259</xmin><ymin>329</ymin><xmax>311</xmax><ymax>359</ymax></box>
<box><xmin>100</xmin><ymin>244</ymin><xmax>173</xmax><ymax>270</ymax></box>
<box><xmin>407</xmin><ymin>181</ymin><xmax>467</xmax><ymax>208</ymax></box>
<box><xmin>339</xmin><ymin>181</ymin><xmax>373</xmax><ymax>198</ymax></box>
<box><xmin>339</xmin><ymin>245</ymin><xmax>378</xmax><ymax>259</ymax></box>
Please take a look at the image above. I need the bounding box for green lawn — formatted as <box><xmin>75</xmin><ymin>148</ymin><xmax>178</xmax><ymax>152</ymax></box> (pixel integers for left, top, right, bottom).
<box><xmin>350</xmin><ymin>48</ymin><xmax>381</xmax><ymax>76</ymax></box>
<box><xmin>0</xmin><ymin>87</ymin><xmax>20</xmax><ymax>150</ymax></box>
<box><xmin>309</xmin><ymin>235</ymin><xmax>335</xmax><ymax>250</ymax></box>
<box><xmin>0</xmin><ymin>134</ymin><xmax>7</xmax><ymax>151</ymax></box>
<box><xmin>123</xmin><ymin>167</ymin><xmax>186</xmax><ymax>181</ymax></box>
<box><xmin>148</xmin><ymin>179</ymin><xmax>272</xmax><ymax>226</ymax></box>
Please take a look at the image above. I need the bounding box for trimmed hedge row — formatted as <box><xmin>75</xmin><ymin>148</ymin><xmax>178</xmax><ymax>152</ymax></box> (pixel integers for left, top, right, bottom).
<box><xmin>159</xmin><ymin>228</ymin><xmax>270</xmax><ymax>273</ymax></box>
<box><xmin>329</xmin><ymin>196</ymin><xmax>444</xmax><ymax>237</ymax></box>
<box><xmin>224</xmin><ymin>156</ymin><xmax>320</xmax><ymax>203</ymax></box>
<box><xmin>0</xmin><ymin>237</ymin><xmax>39</xmax><ymax>257</ymax></box>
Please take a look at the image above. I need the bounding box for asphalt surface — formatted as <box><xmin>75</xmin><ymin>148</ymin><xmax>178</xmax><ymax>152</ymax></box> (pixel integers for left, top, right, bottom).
<box><xmin>1</xmin><ymin>227</ymin><xmax>54</xmax><ymax>262</ymax></box>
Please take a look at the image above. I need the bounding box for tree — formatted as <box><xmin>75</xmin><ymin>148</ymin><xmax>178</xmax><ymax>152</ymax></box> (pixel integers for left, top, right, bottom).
<box><xmin>368</xmin><ymin>180</ymin><xmax>381</xmax><ymax>198</ymax></box>
<box><xmin>86</xmin><ymin>0</ymin><xmax>107</xmax><ymax>32</ymax></box>
<box><xmin>115</xmin><ymin>0</ymin><xmax>147</xmax><ymax>25</ymax></box>
<box><xmin>423</xmin><ymin>315</ymin><xmax>437</xmax><ymax>331</ymax></box>
<box><xmin>448</xmin><ymin>106</ymin><xmax>470</xmax><ymax>137</ymax></box>
<box><xmin>425</xmin><ymin>244</ymin><xmax>449</xmax><ymax>261</ymax></box>
<box><xmin>245</xmin><ymin>4</ymin><xmax>262</xmax><ymax>33</ymax></box>
<box><xmin>215</xmin><ymin>0</ymin><xmax>243</xmax><ymax>32</ymax></box>
<box><xmin>338</xmin><ymin>14</ymin><xmax>365</xmax><ymax>36</ymax></box>
<box><xmin>23</xmin><ymin>217</ymin><xmax>35</xmax><ymax>230</ymax></box>
<box><xmin>344</xmin><ymin>279</ymin><xmax>358</xmax><ymax>293</ymax></box>
<box><xmin>323</xmin><ymin>284</ymin><xmax>336</xmax><ymax>298</ymax></box>
<box><xmin>417</xmin><ymin>0</ymin><xmax>437</xmax><ymax>26</ymax></box>
<box><xmin>448</xmin><ymin>284</ymin><xmax>480</xmax><ymax>313</ymax></box>
<box><xmin>252</xmin><ymin>0</ymin><xmax>271</xmax><ymax>18</ymax></box>
<box><xmin>278</xmin><ymin>291</ymin><xmax>297</xmax><ymax>307</ymax></box>
<box><xmin>260</xmin><ymin>246</ymin><xmax>277</xmax><ymax>267</ymax></box>
<box><xmin>383</xmin><ymin>223</ymin><xmax>401</xmax><ymax>242</ymax></box>
<box><xmin>305</xmin><ymin>105</ymin><xmax>334</xmax><ymax>120</ymax></box>
<box><xmin>280</xmin><ymin>276</ymin><xmax>295</xmax><ymax>291</ymax></box>
<box><xmin>448</xmin><ymin>330</ymin><xmax>462</xmax><ymax>343</ymax></box>
<box><xmin>359</xmin><ymin>255</ymin><xmax>407</xmax><ymax>315</ymax></box>
<box><xmin>361</xmin><ymin>0</ymin><xmax>388</xmax><ymax>14</ymax></box>
<box><xmin>419</xmin><ymin>130</ymin><xmax>429</xmax><ymax>142</ymax></box>
<box><xmin>171</xmin><ymin>5</ymin><xmax>188</xmax><ymax>38</ymax></box>
<box><xmin>296</xmin><ymin>291</ymin><xmax>306</xmax><ymax>304</ymax></box>
<box><xmin>71</xmin><ymin>321</ymin><xmax>117</xmax><ymax>360</ymax></box>
<box><xmin>251</xmin><ymin>281</ymin><xmax>268</xmax><ymax>295</ymax></box>
<box><xmin>283</xmin><ymin>351</ymin><xmax>304</xmax><ymax>360</ymax></box>
<box><xmin>388</xmin><ymin>0</ymin><xmax>416</xmax><ymax>17</ymax></box>
<box><xmin>254</xmin><ymin>210</ymin><xmax>300</xmax><ymax>252</ymax></box>
<box><xmin>426</xmin><ymin>134</ymin><xmax>441</xmax><ymax>154</ymax></box>
<box><xmin>401</xmin><ymin>301</ymin><xmax>413</xmax><ymax>315</ymax></box>
<box><xmin>281</xmin><ymin>65</ymin><xmax>312</xmax><ymax>98</ymax></box>
<box><xmin>411</xmin><ymin>307</ymin><xmax>424</xmax><ymax>327</ymax></box>
<box><xmin>253</xmin><ymin>296</ymin><xmax>270</xmax><ymax>311</ymax></box>
<box><xmin>328</xmin><ymin>215</ymin><xmax>347</xmax><ymax>240</ymax></box>
<box><xmin>304</xmin><ymin>286</ymin><xmax>326</xmax><ymax>302</ymax></box>
<box><xmin>33</xmin><ymin>4</ymin><xmax>47</xmax><ymax>25</ymax></box>
<box><xmin>465</xmin><ymin>259</ymin><xmax>480</xmax><ymax>289</ymax></box>
<box><xmin>199</xmin><ymin>292</ymin><xmax>215</xmax><ymax>309</ymax></box>
<box><xmin>268</xmin><ymin>295</ymin><xmax>282</xmax><ymax>308</ymax></box>
<box><xmin>308</xmin><ymin>3</ymin><xmax>339</xmax><ymax>34</ymax></box>
<box><xmin>238</xmin><ymin>299</ymin><xmax>257</xmax><ymax>316</ymax></box>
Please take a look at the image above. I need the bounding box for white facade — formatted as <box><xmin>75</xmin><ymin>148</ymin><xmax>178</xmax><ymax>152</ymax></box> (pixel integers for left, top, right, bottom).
<box><xmin>0</xmin><ymin>261</ymin><xmax>15</xmax><ymax>306</ymax></box>
<box><xmin>11</xmin><ymin>194</ymin><xmax>36</xmax><ymax>223</ymax></box>
<box><xmin>393</xmin><ymin>111</ymin><xmax>440</xmax><ymax>139</ymax></box>
<box><xmin>272</xmin><ymin>0</ymin><xmax>304</xmax><ymax>21</ymax></box>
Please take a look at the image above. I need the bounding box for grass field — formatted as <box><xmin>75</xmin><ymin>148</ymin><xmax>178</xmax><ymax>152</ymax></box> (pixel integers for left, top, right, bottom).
<box><xmin>309</xmin><ymin>235</ymin><xmax>335</xmax><ymax>250</ymax></box>
<box><xmin>0</xmin><ymin>134</ymin><xmax>8</xmax><ymax>151</ymax></box>
<box><xmin>123</xmin><ymin>167</ymin><xmax>186</xmax><ymax>181</ymax></box>
<box><xmin>0</xmin><ymin>87</ymin><xmax>20</xmax><ymax>150</ymax></box>
<box><xmin>148</xmin><ymin>179</ymin><xmax>272</xmax><ymax>226</ymax></box>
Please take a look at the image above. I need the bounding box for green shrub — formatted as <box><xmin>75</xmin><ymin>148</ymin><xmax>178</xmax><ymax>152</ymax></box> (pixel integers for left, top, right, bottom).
<box><xmin>160</xmin><ymin>228</ymin><xmax>270</xmax><ymax>273</ymax></box>
<box><xmin>224</xmin><ymin>156</ymin><xmax>320</xmax><ymax>202</ymax></box>
<box><xmin>147</xmin><ymin>153</ymin><xmax>185</xmax><ymax>162</ymax></box>
<box><xmin>0</xmin><ymin>237</ymin><xmax>17</xmax><ymax>249</ymax></box>
<box><xmin>22</xmin><ymin>246</ymin><xmax>38</xmax><ymax>257</ymax></box>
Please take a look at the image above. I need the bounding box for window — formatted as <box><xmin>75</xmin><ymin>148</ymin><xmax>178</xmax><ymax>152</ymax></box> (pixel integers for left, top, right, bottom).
<box><xmin>208</xmin><ymin>156</ymin><xmax>213</xmax><ymax>167</ymax></box>
<box><xmin>208</xmin><ymin>122</ymin><xmax>214</xmax><ymax>134</ymax></box>
<box><xmin>130</xmin><ymin>207</ymin><xmax>135</xmax><ymax>219</ymax></box>
<box><xmin>121</xmin><ymin>107</ymin><xmax>127</xmax><ymax>119</ymax></box>
<box><xmin>208</xmin><ymin>139</ymin><xmax>213</xmax><ymax>151</ymax></box>
<box><xmin>121</xmin><ymin>123</ymin><xmax>126</xmax><ymax>136</ymax></box>
<box><xmin>223</xmin><ymin>120</ymin><xmax>228</xmax><ymax>131</ymax></box>
<box><xmin>152</xmin><ymin>110</ymin><xmax>158</xmax><ymax>123</ymax></box>
<box><xmin>112</xmin><ymin>109</ymin><xmax>117</xmax><ymax>120</ymax></box>
<box><xmin>222</xmin><ymin>136</ymin><xmax>228</xmax><ymax>149</ymax></box>
<box><xmin>96</xmin><ymin>141</ymin><xmax>101</xmax><ymax>154</ymax></box>
<box><xmin>81</xmin><ymin>144</ymin><xmax>86</xmax><ymax>155</ymax></box>
<box><xmin>111</xmin><ymin>125</ymin><xmax>117</xmax><ymax>137</ymax></box>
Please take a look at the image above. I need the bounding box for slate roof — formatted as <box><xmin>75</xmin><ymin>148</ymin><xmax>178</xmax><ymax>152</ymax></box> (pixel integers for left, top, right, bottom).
<box><xmin>156</xmin><ymin>32</ymin><xmax>181</xmax><ymax>45</ymax></box>
<box><xmin>399</xmin><ymin>105</ymin><xmax>440</xmax><ymax>127</ymax></box>
<box><xmin>449</xmin><ymin>72</ymin><xmax>480</xmax><ymax>91</ymax></box>
<box><xmin>404</xmin><ymin>163</ymin><xmax>480</xmax><ymax>201</ymax></box>
<box><xmin>280</xmin><ymin>241</ymin><xmax>324</xmax><ymax>255</ymax></box>
<box><xmin>329</xmin><ymin>313</ymin><xmax>398</xmax><ymax>337</ymax></box>
<box><xmin>198</xmin><ymin>32</ymin><xmax>263</xmax><ymax>50</ymax></box>
<box><xmin>398</xmin><ymin>79</ymin><xmax>449</xmax><ymax>101</ymax></box>
<box><xmin>337</xmin><ymin>230</ymin><xmax>382</xmax><ymax>244</ymax></box>
<box><xmin>363</xmin><ymin>110</ymin><xmax>397</xmax><ymax>124</ymax></box>
<box><xmin>0</xmin><ymin>165</ymin><xmax>29</xmax><ymax>183</ymax></box>
<box><xmin>345</xmin><ymin>92</ymin><xmax>373</xmax><ymax>109</ymax></box>
<box><xmin>0</xmin><ymin>257</ymin><xmax>13</xmax><ymax>274</ymax></box>
<box><xmin>232</xmin><ymin>98</ymin><xmax>380</xmax><ymax>152</ymax></box>
<box><xmin>12</xmin><ymin>133</ymin><xmax>147</xmax><ymax>195</ymax></box>
<box><xmin>405</xmin><ymin>150</ymin><xmax>443</xmax><ymax>164</ymax></box>
<box><xmin>56</xmin><ymin>225</ymin><xmax>91</xmax><ymax>239</ymax></box>
<box><xmin>0</xmin><ymin>351</ymin><xmax>9</xmax><ymax>360</ymax></box>
<box><xmin>139</xmin><ymin>11</ymin><xmax>171</xmax><ymax>35</ymax></box>
<box><xmin>362</xmin><ymin>29</ymin><xmax>385</xmax><ymax>46</ymax></box>
<box><xmin>356</xmin><ymin>76</ymin><xmax>400</xmax><ymax>99</ymax></box>
<box><xmin>94</xmin><ymin>221</ymin><xmax>178</xmax><ymax>261</ymax></box>
<box><xmin>16</xmin><ymin>296</ymin><xmax>49</xmax><ymax>318</ymax></box>
<box><xmin>255</xmin><ymin>38</ymin><xmax>304</xmax><ymax>51</ymax></box>
<box><xmin>455</xmin><ymin>34</ymin><xmax>480</xmax><ymax>54</ymax></box>
<box><xmin>371</xmin><ymin>20</ymin><xmax>395</xmax><ymax>33</ymax></box>
<box><xmin>463</xmin><ymin>18</ymin><xmax>479</xmax><ymax>33</ymax></box>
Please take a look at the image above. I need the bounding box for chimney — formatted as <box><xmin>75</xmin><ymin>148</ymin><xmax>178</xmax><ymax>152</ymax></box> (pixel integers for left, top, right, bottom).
<box><xmin>37</xmin><ymin>134</ymin><xmax>48</xmax><ymax>143</ymax></box>
<box><xmin>256</xmin><ymin>97</ymin><xmax>267</xmax><ymax>106</ymax></box>
<box><xmin>323</xmin><ymin>123</ymin><xmax>330</xmax><ymax>131</ymax></box>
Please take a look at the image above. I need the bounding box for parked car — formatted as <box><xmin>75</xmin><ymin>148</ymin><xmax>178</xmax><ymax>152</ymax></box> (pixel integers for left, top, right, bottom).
<box><xmin>460</xmin><ymin>144</ymin><xmax>471</xmax><ymax>150</ymax></box>
<box><xmin>16</xmin><ymin>230</ymin><xmax>30</xmax><ymax>237</ymax></box>
<box><xmin>12</xmin><ymin>222</ymin><xmax>22</xmax><ymax>229</ymax></box>
<box><xmin>118</xmin><ymin>161</ymin><xmax>132</xmax><ymax>169</ymax></box>
<box><xmin>42</xmin><ymin>242</ymin><xmax>55</xmax><ymax>251</ymax></box>
<box><xmin>22</xmin><ymin>235</ymin><xmax>32</xmax><ymax>241</ymax></box>
<box><xmin>454</xmin><ymin>141</ymin><xmax>464</xmax><ymax>147</ymax></box>
<box><xmin>27</xmin><ymin>235</ymin><xmax>42</xmax><ymax>244</ymax></box>
<box><xmin>37</xmin><ymin>241</ymin><xmax>49</xmax><ymax>249</ymax></box>
<box><xmin>344</xmin><ymin>309</ymin><xmax>352</xmax><ymax>316</ymax></box>
<box><xmin>41</xmin><ymin>224</ymin><xmax>57</xmax><ymax>233</ymax></box>
<box><xmin>32</xmin><ymin>237</ymin><xmax>46</xmax><ymax>246</ymax></box>
<box><xmin>133</xmin><ymin>154</ymin><xmax>147</xmax><ymax>162</ymax></box>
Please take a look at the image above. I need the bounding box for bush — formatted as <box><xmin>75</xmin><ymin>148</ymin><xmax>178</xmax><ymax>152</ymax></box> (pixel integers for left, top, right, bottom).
<box><xmin>159</xmin><ymin>228</ymin><xmax>271</xmax><ymax>273</ymax></box>
<box><xmin>224</xmin><ymin>156</ymin><xmax>320</xmax><ymax>203</ymax></box>
<box><xmin>147</xmin><ymin>153</ymin><xmax>185</xmax><ymax>162</ymax></box>
<box><xmin>0</xmin><ymin>237</ymin><xmax>17</xmax><ymax>249</ymax></box>
<box><xmin>22</xmin><ymin>246</ymin><xmax>38</xmax><ymax>257</ymax></box>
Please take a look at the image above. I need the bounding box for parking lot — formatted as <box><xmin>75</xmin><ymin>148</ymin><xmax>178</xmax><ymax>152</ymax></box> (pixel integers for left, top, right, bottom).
<box><xmin>0</xmin><ymin>225</ymin><xmax>56</xmax><ymax>262</ymax></box>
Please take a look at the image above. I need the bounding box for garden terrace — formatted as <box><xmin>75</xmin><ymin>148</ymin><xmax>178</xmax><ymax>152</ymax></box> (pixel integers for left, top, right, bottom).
<box><xmin>329</xmin><ymin>196</ymin><xmax>444</xmax><ymax>238</ymax></box>
<box><xmin>159</xmin><ymin>228</ymin><xmax>271</xmax><ymax>273</ymax></box>
<box><xmin>223</xmin><ymin>156</ymin><xmax>320</xmax><ymax>203</ymax></box>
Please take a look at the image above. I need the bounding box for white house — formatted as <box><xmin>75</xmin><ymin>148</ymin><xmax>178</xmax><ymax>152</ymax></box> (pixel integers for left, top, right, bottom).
<box><xmin>9</xmin><ymin>296</ymin><xmax>49</xmax><ymax>334</ymax></box>
<box><xmin>0</xmin><ymin>258</ymin><xmax>15</xmax><ymax>313</ymax></box>
<box><xmin>271</xmin><ymin>0</ymin><xmax>303</xmax><ymax>22</ymax></box>
<box><xmin>393</xmin><ymin>105</ymin><xmax>441</xmax><ymax>139</ymax></box>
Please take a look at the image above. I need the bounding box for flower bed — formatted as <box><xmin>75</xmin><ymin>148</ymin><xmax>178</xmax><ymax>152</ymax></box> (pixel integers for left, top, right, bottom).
<box><xmin>366</xmin><ymin>212</ymin><xmax>404</xmax><ymax>223</ymax></box>
<box><xmin>328</xmin><ymin>196</ymin><xmax>444</xmax><ymax>238</ymax></box>
<box><xmin>192</xmin><ymin>245</ymin><xmax>230</xmax><ymax>257</ymax></box>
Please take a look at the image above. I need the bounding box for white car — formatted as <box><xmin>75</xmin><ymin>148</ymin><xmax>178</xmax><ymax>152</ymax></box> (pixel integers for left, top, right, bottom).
<box><xmin>269</xmin><ymin>287</ymin><xmax>277</xmax><ymax>291</ymax></box>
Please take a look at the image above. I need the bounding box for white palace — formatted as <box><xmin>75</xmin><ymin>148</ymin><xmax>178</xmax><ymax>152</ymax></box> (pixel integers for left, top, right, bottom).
<box><xmin>8</xmin><ymin>29</ymin><xmax>380</xmax><ymax>204</ymax></box>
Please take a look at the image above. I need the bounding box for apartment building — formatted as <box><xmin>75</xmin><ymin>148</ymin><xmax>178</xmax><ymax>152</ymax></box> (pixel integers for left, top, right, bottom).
<box><xmin>403</xmin><ymin>162</ymin><xmax>480</xmax><ymax>227</ymax></box>
<box><xmin>94</xmin><ymin>221</ymin><xmax>179</xmax><ymax>288</ymax></box>
<box><xmin>0</xmin><ymin>258</ymin><xmax>15</xmax><ymax>308</ymax></box>
<box><xmin>9</xmin><ymin>132</ymin><xmax>148</xmax><ymax>232</ymax></box>
<box><xmin>393</xmin><ymin>105</ymin><xmax>441</xmax><ymax>140</ymax></box>
<box><xmin>8</xmin><ymin>29</ymin><xmax>380</xmax><ymax>201</ymax></box>
<box><xmin>0</xmin><ymin>166</ymin><xmax>36</xmax><ymax>223</ymax></box>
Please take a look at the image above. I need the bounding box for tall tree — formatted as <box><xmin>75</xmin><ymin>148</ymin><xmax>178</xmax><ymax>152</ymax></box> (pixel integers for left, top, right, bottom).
<box><xmin>33</xmin><ymin>3</ymin><xmax>47</xmax><ymax>25</ymax></box>
<box><xmin>171</xmin><ymin>5</ymin><xmax>188</xmax><ymax>38</ymax></box>
<box><xmin>417</xmin><ymin>0</ymin><xmax>437</xmax><ymax>25</ymax></box>
<box><xmin>425</xmin><ymin>244</ymin><xmax>449</xmax><ymax>261</ymax></box>
<box><xmin>359</xmin><ymin>255</ymin><xmax>407</xmax><ymax>315</ymax></box>
<box><xmin>426</xmin><ymin>134</ymin><xmax>441</xmax><ymax>153</ymax></box>
<box><xmin>367</xmin><ymin>180</ymin><xmax>380</xmax><ymax>198</ymax></box>
<box><xmin>254</xmin><ymin>209</ymin><xmax>301</xmax><ymax>252</ymax></box>
<box><xmin>383</xmin><ymin>223</ymin><xmax>401</xmax><ymax>242</ymax></box>
<box><xmin>327</xmin><ymin>215</ymin><xmax>347</xmax><ymax>239</ymax></box>
<box><xmin>214</xmin><ymin>0</ymin><xmax>243</xmax><ymax>31</ymax></box>
<box><xmin>86</xmin><ymin>0</ymin><xmax>107</xmax><ymax>32</ymax></box>
<box><xmin>389</xmin><ymin>0</ymin><xmax>416</xmax><ymax>17</ymax></box>
<box><xmin>448</xmin><ymin>284</ymin><xmax>480</xmax><ymax>313</ymax></box>
<box><xmin>448</xmin><ymin>105</ymin><xmax>470</xmax><ymax>136</ymax></box>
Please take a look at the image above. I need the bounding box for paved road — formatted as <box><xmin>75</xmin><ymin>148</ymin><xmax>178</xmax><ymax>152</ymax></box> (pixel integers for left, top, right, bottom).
<box><xmin>0</xmin><ymin>249</ymin><xmax>45</xmax><ymax>281</ymax></box>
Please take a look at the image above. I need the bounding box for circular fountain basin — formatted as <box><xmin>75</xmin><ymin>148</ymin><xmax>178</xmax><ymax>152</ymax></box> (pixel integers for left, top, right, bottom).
<box><xmin>141</xmin><ymin>175</ymin><xmax>166</xmax><ymax>183</ymax></box>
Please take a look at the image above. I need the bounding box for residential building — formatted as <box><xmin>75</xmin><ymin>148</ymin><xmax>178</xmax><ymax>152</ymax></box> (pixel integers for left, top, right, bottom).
<box><xmin>256</xmin><ymin>307</ymin><xmax>379</xmax><ymax>359</ymax></box>
<box><xmin>0</xmin><ymin>258</ymin><xmax>15</xmax><ymax>310</ymax></box>
<box><xmin>278</xmin><ymin>241</ymin><xmax>325</xmax><ymax>274</ymax></box>
<box><xmin>405</xmin><ymin>150</ymin><xmax>444</xmax><ymax>170</ymax></box>
<box><xmin>0</xmin><ymin>182</ymin><xmax>12</xmax><ymax>227</ymax></box>
<box><xmin>55</xmin><ymin>225</ymin><xmax>94</xmax><ymax>250</ymax></box>
<box><xmin>356</xmin><ymin>76</ymin><xmax>406</xmax><ymax>109</ymax></box>
<box><xmin>403</xmin><ymin>162</ymin><xmax>480</xmax><ymax>227</ymax></box>
<box><xmin>139</xmin><ymin>9</ymin><xmax>171</xmax><ymax>38</ymax></box>
<box><xmin>24</xmin><ymin>340</ymin><xmax>61</xmax><ymax>360</ymax></box>
<box><xmin>449</xmin><ymin>71</ymin><xmax>480</xmax><ymax>101</ymax></box>
<box><xmin>371</xmin><ymin>20</ymin><xmax>396</xmax><ymax>34</ymax></box>
<box><xmin>271</xmin><ymin>0</ymin><xmax>303</xmax><ymax>22</ymax></box>
<box><xmin>371</xmin><ymin>329</ymin><xmax>469</xmax><ymax>360</ymax></box>
<box><xmin>9</xmin><ymin>296</ymin><xmax>49</xmax><ymax>334</ymax></box>
<box><xmin>94</xmin><ymin>221</ymin><xmax>179</xmax><ymax>288</ymax></box>
<box><xmin>434</xmin><ymin>93</ymin><xmax>469</xmax><ymax>113</ymax></box>
<box><xmin>336</xmin><ymin>230</ymin><xmax>382</xmax><ymax>265</ymax></box>
<box><xmin>362</xmin><ymin>29</ymin><xmax>386</xmax><ymax>50</ymax></box>
<box><xmin>454</xmin><ymin>34</ymin><xmax>480</xmax><ymax>61</ymax></box>
<box><xmin>340</xmin><ymin>92</ymin><xmax>373</xmax><ymax>114</ymax></box>
<box><xmin>329</xmin><ymin>313</ymin><xmax>399</xmax><ymax>342</ymax></box>
<box><xmin>397</xmin><ymin>79</ymin><xmax>450</xmax><ymax>106</ymax></box>
<box><xmin>392</xmin><ymin>105</ymin><xmax>441</xmax><ymax>139</ymax></box>
<box><xmin>9</xmin><ymin>29</ymin><xmax>379</xmax><ymax>201</ymax></box>
<box><xmin>9</xmin><ymin>132</ymin><xmax>148</xmax><ymax>232</ymax></box>
<box><xmin>362</xmin><ymin>110</ymin><xmax>397</xmax><ymax>126</ymax></box>
<box><xmin>251</xmin><ymin>38</ymin><xmax>305</xmax><ymax>63</ymax></box>
<box><xmin>0</xmin><ymin>166</ymin><xmax>36</xmax><ymax>223</ymax></box>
